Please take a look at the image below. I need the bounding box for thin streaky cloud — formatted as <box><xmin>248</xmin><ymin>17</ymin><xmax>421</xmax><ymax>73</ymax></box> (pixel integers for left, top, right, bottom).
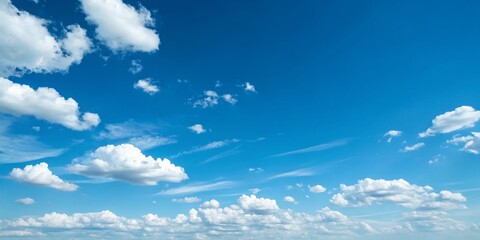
<box><xmin>156</xmin><ymin>181</ymin><xmax>236</xmax><ymax>195</ymax></box>
<box><xmin>269</xmin><ymin>139</ymin><xmax>349</xmax><ymax>158</ymax></box>
<box><xmin>200</xmin><ymin>145</ymin><xmax>242</xmax><ymax>165</ymax></box>
<box><xmin>171</xmin><ymin>138</ymin><xmax>239</xmax><ymax>158</ymax></box>
<box><xmin>267</xmin><ymin>168</ymin><xmax>315</xmax><ymax>180</ymax></box>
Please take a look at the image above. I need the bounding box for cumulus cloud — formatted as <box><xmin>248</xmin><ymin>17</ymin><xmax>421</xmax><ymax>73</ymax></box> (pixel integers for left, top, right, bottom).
<box><xmin>308</xmin><ymin>184</ymin><xmax>326</xmax><ymax>193</ymax></box>
<box><xmin>385</xmin><ymin>130</ymin><xmax>402</xmax><ymax>142</ymax></box>
<box><xmin>284</xmin><ymin>196</ymin><xmax>296</xmax><ymax>203</ymax></box>
<box><xmin>448</xmin><ymin>132</ymin><xmax>480</xmax><ymax>154</ymax></box>
<box><xmin>80</xmin><ymin>0</ymin><xmax>160</xmax><ymax>52</ymax></box>
<box><xmin>402</xmin><ymin>143</ymin><xmax>425</xmax><ymax>152</ymax></box>
<box><xmin>0</xmin><ymin>77</ymin><xmax>100</xmax><ymax>130</ymax></box>
<box><xmin>222</xmin><ymin>94</ymin><xmax>238</xmax><ymax>105</ymax></box>
<box><xmin>172</xmin><ymin>197</ymin><xmax>201</xmax><ymax>203</ymax></box>
<box><xmin>0</xmin><ymin>0</ymin><xmax>91</xmax><ymax>76</ymax></box>
<box><xmin>193</xmin><ymin>90</ymin><xmax>219</xmax><ymax>108</ymax></box>
<box><xmin>134</xmin><ymin>78</ymin><xmax>159</xmax><ymax>95</ymax></box>
<box><xmin>68</xmin><ymin>144</ymin><xmax>188</xmax><ymax>185</ymax></box>
<box><xmin>9</xmin><ymin>162</ymin><xmax>78</xmax><ymax>191</ymax></box>
<box><xmin>242</xmin><ymin>82</ymin><xmax>257</xmax><ymax>93</ymax></box>
<box><xmin>330</xmin><ymin>178</ymin><xmax>466</xmax><ymax>210</ymax></box>
<box><xmin>188</xmin><ymin>124</ymin><xmax>206</xmax><ymax>134</ymax></box>
<box><xmin>238</xmin><ymin>195</ymin><xmax>279</xmax><ymax>213</ymax></box>
<box><xmin>419</xmin><ymin>106</ymin><xmax>480</xmax><ymax>137</ymax></box>
<box><xmin>16</xmin><ymin>198</ymin><xmax>35</xmax><ymax>205</ymax></box>
<box><xmin>200</xmin><ymin>199</ymin><xmax>220</xmax><ymax>209</ymax></box>
<box><xmin>129</xmin><ymin>59</ymin><xmax>142</xmax><ymax>74</ymax></box>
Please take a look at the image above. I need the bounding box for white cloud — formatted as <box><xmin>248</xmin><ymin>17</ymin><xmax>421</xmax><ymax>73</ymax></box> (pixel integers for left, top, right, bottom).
<box><xmin>284</xmin><ymin>196</ymin><xmax>296</xmax><ymax>203</ymax></box>
<box><xmin>200</xmin><ymin>199</ymin><xmax>220</xmax><ymax>209</ymax></box>
<box><xmin>129</xmin><ymin>59</ymin><xmax>142</xmax><ymax>74</ymax></box>
<box><xmin>308</xmin><ymin>184</ymin><xmax>326</xmax><ymax>193</ymax></box>
<box><xmin>0</xmin><ymin>0</ymin><xmax>91</xmax><ymax>76</ymax></box>
<box><xmin>448</xmin><ymin>132</ymin><xmax>480</xmax><ymax>154</ymax></box>
<box><xmin>243</xmin><ymin>82</ymin><xmax>257</xmax><ymax>93</ymax></box>
<box><xmin>16</xmin><ymin>198</ymin><xmax>35</xmax><ymax>205</ymax></box>
<box><xmin>402</xmin><ymin>211</ymin><xmax>480</xmax><ymax>232</ymax></box>
<box><xmin>68</xmin><ymin>144</ymin><xmax>188</xmax><ymax>185</ymax></box>
<box><xmin>268</xmin><ymin>168</ymin><xmax>315</xmax><ymax>180</ymax></box>
<box><xmin>172</xmin><ymin>197</ymin><xmax>201</xmax><ymax>203</ymax></box>
<box><xmin>330</xmin><ymin>178</ymin><xmax>466</xmax><ymax>210</ymax></box>
<box><xmin>222</xmin><ymin>94</ymin><xmax>238</xmax><ymax>105</ymax></box>
<box><xmin>385</xmin><ymin>130</ymin><xmax>402</xmax><ymax>142</ymax></box>
<box><xmin>128</xmin><ymin>135</ymin><xmax>176</xmax><ymax>150</ymax></box>
<box><xmin>214</xmin><ymin>80</ymin><xmax>222</xmax><ymax>88</ymax></box>
<box><xmin>419</xmin><ymin>106</ymin><xmax>480</xmax><ymax>137</ymax></box>
<box><xmin>9</xmin><ymin>162</ymin><xmax>78</xmax><ymax>191</ymax></box>
<box><xmin>270</xmin><ymin>139</ymin><xmax>349</xmax><ymax>158</ymax></box>
<box><xmin>172</xmin><ymin>139</ymin><xmax>239</xmax><ymax>158</ymax></box>
<box><xmin>402</xmin><ymin>142</ymin><xmax>425</xmax><ymax>152</ymax></box>
<box><xmin>238</xmin><ymin>195</ymin><xmax>279</xmax><ymax>212</ymax></box>
<box><xmin>193</xmin><ymin>90</ymin><xmax>219</xmax><ymax>108</ymax></box>
<box><xmin>188</xmin><ymin>124</ymin><xmax>206</xmax><ymax>134</ymax></box>
<box><xmin>248</xmin><ymin>167</ymin><xmax>264</xmax><ymax>173</ymax></box>
<box><xmin>249</xmin><ymin>188</ymin><xmax>261</xmax><ymax>194</ymax></box>
<box><xmin>134</xmin><ymin>78</ymin><xmax>159</xmax><ymax>95</ymax></box>
<box><xmin>80</xmin><ymin>0</ymin><xmax>160</xmax><ymax>52</ymax></box>
<box><xmin>157</xmin><ymin>181</ymin><xmax>235</xmax><ymax>195</ymax></box>
<box><xmin>0</xmin><ymin>77</ymin><xmax>100</xmax><ymax>130</ymax></box>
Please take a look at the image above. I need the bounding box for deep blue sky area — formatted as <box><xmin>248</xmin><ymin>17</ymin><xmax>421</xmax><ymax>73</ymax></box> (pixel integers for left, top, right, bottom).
<box><xmin>1</xmin><ymin>0</ymin><xmax>480</xmax><ymax>239</ymax></box>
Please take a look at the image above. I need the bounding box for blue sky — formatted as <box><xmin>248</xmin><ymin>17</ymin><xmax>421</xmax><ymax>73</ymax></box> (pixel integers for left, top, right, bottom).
<box><xmin>1</xmin><ymin>0</ymin><xmax>480</xmax><ymax>239</ymax></box>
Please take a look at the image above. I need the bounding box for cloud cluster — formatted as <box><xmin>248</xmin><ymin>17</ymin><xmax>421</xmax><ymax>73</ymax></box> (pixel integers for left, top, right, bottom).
<box><xmin>330</xmin><ymin>178</ymin><xmax>466</xmax><ymax>210</ymax></box>
<box><xmin>448</xmin><ymin>132</ymin><xmax>480</xmax><ymax>154</ymax></box>
<box><xmin>188</xmin><ymin>124</ymin><xmax>207</xmax><ymax>134</ymax></box>
<box><xmin>385</xmin><ymin>130</ymin><xmax>402</xmax><ymax>142</ymax></box>
<box><xmin>134</xmin><ymin>78</ymin><xmax>159</xmax><ymax>95</ymax></box>
<box><xmin>0</xmin><ymin>0</ymin><xmax>91</xmax><ymax>76</ymax></box>
<box><xmin>420</xmin><ymin>106</ymin><xmax>480</xmax><ymax>137</ymax></box>
<box><xmin>9</xmin><ymin>162</ymin><xmax>78</xmax><ymax>191</ymax></box>
<box><xmin>80</xmin><ymin>0</ymin><xmax>160</xmax><ymax>52</ymax></box>
<box><xmin>68</xmin><ymin>144</ymin><xmax>188</xmax><ymax>185</ymax></box>
<box><xmin>0</xmin><ymin>77</ymin><xmax>100</xmax><ymax>130</ymax></box>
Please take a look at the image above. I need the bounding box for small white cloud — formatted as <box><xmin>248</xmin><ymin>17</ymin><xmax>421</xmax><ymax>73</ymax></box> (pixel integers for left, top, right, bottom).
<box><xmin>222</xmin><ymin>94</ymin><xmax>238</xmax><ymax>105</ymax></box>
<box><xmin>10</xmin><ymin>162</ymin><xmax>78</xmax><ymax>191</ymax></box>
<box><xmin>384</xmin><ymin>130</ymin><xmax>402</xmax><ymax>142</ymax></box>
<box><xmin>249</xmin><ymin>188</ymin><xmax>261</xmax><ymax>194</ymax></box>
<box><xmin>0</xmin><ymin>77</ymin><xmax>100</xmax><ymax>130</ymax></box>
<box><xmin>214</xmin><ymin>81</ymin><xmax>222</xmax><ymax>88</ymax></box>
<box><xmin>200</xmin><ymin>199</ymin><xmax>220</xmax><ymax>208</ymax></box>
<box><xmin>80</xmin><ymin>0</ymin><xmax>160</xmax><ymax>52</ymax></box>
<box><xmin>32</xmin><ymin>126</ymin><xmax>40</xmax><ymax>132</ymax></box>
<box><xmin>419</xmin><ymin>106</ymin><xmax>480</xmax><ymax>137</ymax></box>
<box><xmin>16</xmin><ymin>198</ymin><xmax>35</xmax><ymax>205</ymax></box>
<box><xmin>134</xmin><ymin>78</ymin><xmax>159</xmax><ymax>95</ymax></box>
<box><xmin>243</xmin><ymin>82</ymin><xmax>257</xmax><ymax>93</ymax></box>
<box><xmin>284</xmin><ymin>196</ymin><xmax>296</xmax><ymax>203</ymax></box>
<box><xmin>248</xmin><ymin>167</ymin><xmax>264</xmax><ymax>173</ymax></box>
<box><xmin>308</xmin><ymin>184</ymin><xmax>326</xmax><ymax>193</ymax></box>
<box><xmin>172</xmin><ymin>197</ymin><xmax>201</xmax><ymax>203</ymax></box>
<box><xmin>188</xmin><ymin>124</ymin><xmax>206</xmax><ymax>134</ymax></box>
<box><xmin>69</xmin><ymin>144</ymin><xmax>188</xmax><ymax>185</ymax></box>
<box><xmin>193</xmin><ymin>90</ymin><xmax>219</xmax><ymax>108</ymax></box>
<box><xmin>129</xmin><ymin>59</ymin><xmax>142</xmax><ymax>74</ymax></box>
<box><xmin>238</xmin><ymin>195</ymin><xmax>279</xmax><ymax>212</ymax></box>
<box><xmin>402</xmin><ymin>142</ymin><xmax>425</xmax><ymax>152</ymax></box>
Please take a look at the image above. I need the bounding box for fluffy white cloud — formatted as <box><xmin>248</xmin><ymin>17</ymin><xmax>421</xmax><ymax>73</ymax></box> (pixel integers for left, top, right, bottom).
<box><xmin>402</xmin><ymin>211</ymin><xmax>480</xmax><ymax>232</ymax></box>
<box><xmin>9</xmin><ymin>162</ymin><xmax>78</xmax><ymax>191</ymax></box>
<box><xmin>385</xmin><ymin>130</ymin><xmax>402</xmax><ymax>142</ymax></box>
<box><xmin>284</xmin><ymin>196</ymin><xmax>296</xmax><ymax>203</ymax></box>
<box><xmin>308</xmin><ymin>184</ymin><xmax>326</xmax><ymax>193</ymax></box>
<box><xmin>172</xmin><ymin>197</ymin><xmax>201</xmax><ymax>203</ymax></box>
<box><xmin>68</xmin><ymin>144</ymin><xmax>188</xmax><ymax>185</ymax></box>
<box><xmin>193</xmin><ymin>90</ymin><xmax>219</xmax><ymax>108</ymax></box>
<box><xmin>419</xmin><ymin>106</ymin><xmax>480</xmax><ymax>137</ymax></box>
<box><xmin>80</xmin><ymin>0</ymin><xmax>160</xmax><ymax>52</ymax></box>
<box><xmin>134</xmin><ymin>79</ymin><xmax>159</xmax><ymax>95</ymax></box>
<box><xmin>200</xmin><ymin>199</ymin><xmax>220</xmax><ymax>209</ymax></box>
<box><xmin>238</xmin><ymin>195</ymin><xmax>279</xmax><ymax>212</ymax></box>
<box><xmin>243</xmin><ymin>82</ymin><xmax>257</xmax><ymax>93</ymax></box>
<box><xmin>0</xmin><ymin>77</ymin><xmax>100</xmax><ymax>130</ymax></box>
<box><xmin>188</xmin><ymin>124</ymin><xmax>207</xmax><ymax>134</ymax></box>
<box><xmin>448</xmin><ymin>132</ymin><xmax>480</xmax><ymax>154</ymax></box>
<box><xmin>402</xmin><ymin>142</ymin><xmax>425</xmax><ymax>152</ymax></box>
<box><xmin>222</xmin><ymin>94</ymin><xmax>238</xmax><ymax>105</ymax></box>
<box><xmin>129</xmin><ymin>59</ymin><xmax>142</xmax><ymax>74</ymax></box>
<box><xmin>0</xmin><ymin>0</ymin><xmax>91</xmax><ymax>76</ymax></box>
<box><xmin>16</xmin><ymin>198</ymin><xmax>35</xmax><ymax>205</ymax></box>
<box><xmin>330</xmin><ymin>178</ymin><xmax>466</xmax><ymax>210</ymax></box>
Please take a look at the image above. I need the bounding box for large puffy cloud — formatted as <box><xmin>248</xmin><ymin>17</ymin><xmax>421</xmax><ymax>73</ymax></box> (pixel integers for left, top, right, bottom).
<box><xmin>0</xmin><ymin>77</ymin><xmax>100</xmax><ymax>130</ymax></box>
<box><xmin>448</xmin><ymin>132</ymin><xmax>480</xmax><ymax>155</ymax></box>
<box><xmin>68</xmin><ymin>144</ymin><xmax>188</xmax><ymax>185</ymax></box>
<box><xmin>9</xmin><ymin>162</ymin><xmax>78</xmax><ymax>191</ymax></box>
<box><xmin>330</xmin><ymin>178</ymin><xmax>466</xmax><ymax>210</ymax></box>
<box><xmin>80</xmin><ymin>0</ymin><xmax>160</xmax><ymax>52</ymax></box>
<box><xmin>419</xmin><ymin>106</ymin><xmax>480</xmax><ymax>137</ymax></box>
<box><xmin>238</xmin><ymin>195</ymin><xmax>279</xmax><ymax>213</ymax></box>
<box><xmin>0</xmin><ymin>0</ymin><xmax>91</xmax><ymax>76</ymax></box>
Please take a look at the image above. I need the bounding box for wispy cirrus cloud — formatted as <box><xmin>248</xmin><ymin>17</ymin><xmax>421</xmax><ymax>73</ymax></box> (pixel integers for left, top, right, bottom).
<box><xmin>269</xmin><ymin>139</ymin><xmax>349</xmax><ymax>158</ymax></box>
<box><xmin>156</xmin><ymin>181</ymin><xmax>236</xmax><ymax>196</ymax></box>
<box><xmin>172</xmin><ymin>139</ymin><xmax>239</xmax><ymax>158</ymax></box>
<box><xmin>267</xmin><ymin>168</ymin><xmax>316</xmax><ymax>180</ymax></box>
